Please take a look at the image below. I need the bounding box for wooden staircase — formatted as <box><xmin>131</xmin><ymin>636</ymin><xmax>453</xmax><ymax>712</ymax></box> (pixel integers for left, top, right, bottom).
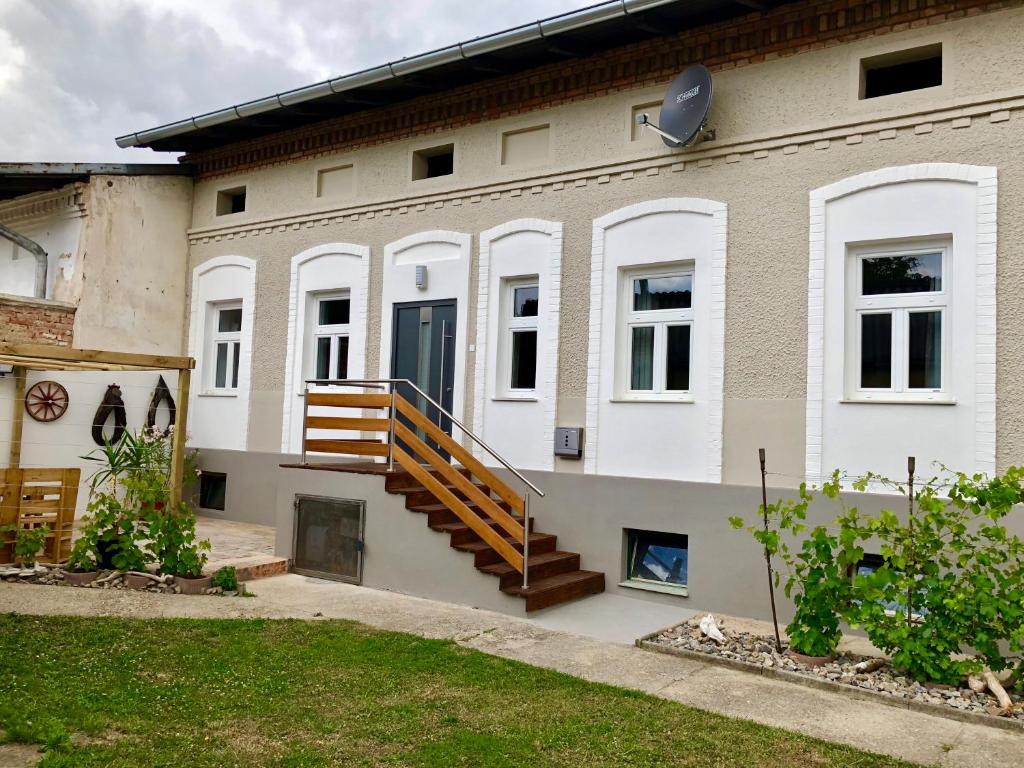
<box><xmin>294</xmin><ymin>384</ymin><xmax>604</xmax><ymax>612</ymax></box>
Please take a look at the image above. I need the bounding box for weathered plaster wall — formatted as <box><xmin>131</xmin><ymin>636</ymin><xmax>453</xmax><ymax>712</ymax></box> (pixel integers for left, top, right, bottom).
<box><xmin>73</xmin><ymin>175</ymin><xmax>193</xmax><ymax>354</ymax></box>
<box><xmin>184</xmin><ymin>8</ymin><xmax>1024</xmax><ymax>483</ymax></box>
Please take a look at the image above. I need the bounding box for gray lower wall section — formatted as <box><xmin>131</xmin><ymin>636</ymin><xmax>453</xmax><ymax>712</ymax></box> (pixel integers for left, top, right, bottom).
<box><xmin>195</xmin><ymin>449</ymin><xmax>1024</xmax><ymax>623</ymax></box>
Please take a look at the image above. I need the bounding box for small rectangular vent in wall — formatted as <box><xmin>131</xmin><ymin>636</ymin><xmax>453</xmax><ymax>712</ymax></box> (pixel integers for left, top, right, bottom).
<box><xmin>199</xmin><ymin>472</ymin><xmax>227</xmax><ymax>511</ymax></box>
<box><xmin>860</xmin><ymin>44</ymin><xmax>942</xmax><ymax>99</ymax></box>
<box><xmin>412</xmin><ymin>144</ymin><xmax>454</xmax><ymax>180</ymax></box>
<box><xmin>316</xmin><ymin>164</ymin><xmax>355</xmax><ymax>198</ymax></box>
<box><xmin>215</xmin><ymin>186</ymin><xmax>247</xmax><ymax>216</ymax></box>
<box><xmin>501</xmin><ymin>125</ymin><xmax>550</xmax><ymax>167</ymax></box>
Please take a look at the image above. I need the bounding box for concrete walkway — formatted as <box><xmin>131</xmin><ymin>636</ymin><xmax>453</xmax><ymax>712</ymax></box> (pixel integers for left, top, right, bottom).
<box><xmin>2</xmin><ymin>575</ymin><xmax>1021</xmax><ymax>767</ymax></box>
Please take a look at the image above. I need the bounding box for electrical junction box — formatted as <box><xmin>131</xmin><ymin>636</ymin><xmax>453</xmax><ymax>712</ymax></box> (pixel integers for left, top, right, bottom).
<box><xmin>554</xmin><ymin>427</ymin><xmax>583</xmax><ymax>459</ymax></box>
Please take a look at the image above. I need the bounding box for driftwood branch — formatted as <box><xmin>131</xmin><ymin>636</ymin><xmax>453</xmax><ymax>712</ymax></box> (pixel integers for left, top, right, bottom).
<box><xmin>982</xmin><ymin>669</ymin><xmax>1013</xmax><ymax>710</ymax></box>
<box><xmin>94</xmin><ymin>571</ymin><xmax>124</xmax><ymax>586</ymax></box>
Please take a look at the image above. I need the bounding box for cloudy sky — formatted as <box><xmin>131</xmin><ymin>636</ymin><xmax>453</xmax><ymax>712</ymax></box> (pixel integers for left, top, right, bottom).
<box><xmin>0</xmin><ymin>0</ymin><xmax>595</xmax><ymax>163</ymax></box>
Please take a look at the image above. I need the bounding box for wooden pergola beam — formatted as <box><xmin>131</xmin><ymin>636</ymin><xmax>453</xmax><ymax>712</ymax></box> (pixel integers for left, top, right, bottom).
<box><xmin>0</xmin><ymin>342</ymin><xmax>194</xmax><ymax>371</ymax></box>
<box><xmin>2</xmin><ymin>342</ymin><xmax>197</xmax><ymax>509</ymax></box>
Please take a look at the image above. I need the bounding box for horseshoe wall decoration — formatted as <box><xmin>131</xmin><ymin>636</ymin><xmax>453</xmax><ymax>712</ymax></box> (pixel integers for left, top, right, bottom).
<box><xmin>25</xmin><ymin>380</ymin><xmax>70</xmax><ymax>422</ymax></box>
<box><xmin>91</xmin><ymin>384</ymin><xmax>127</xmax><ymax>446</ymax></box>
<box><xmin>146</xmin><ymin>375</ymin><xmax>177</xmax><ymax>431</ymax></box>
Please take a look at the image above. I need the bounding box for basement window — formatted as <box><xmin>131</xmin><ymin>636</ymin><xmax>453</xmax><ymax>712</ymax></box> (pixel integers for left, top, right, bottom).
<box><xmin>199</xmin><ymin>472</ymin><xmax>227</xmax><ymax>511</ymax></box>
<box><xmin>216</xmin><ymin>186</ymin><xmax>247</xmax><ymax>216</ymax></box>
<box><xmin>621</xmin><ymin>529</ymin><xmax>688</xmax><ymax>596</ymax></box>
<box><xmin>860</xmin><ymin>44</ymin><xmax>942</xmax><ymax>99</ymax></box>
<box><xmin>412</xmin><ymin>144</ymin><xmax>455</xmax><ymax>180</ymax></box>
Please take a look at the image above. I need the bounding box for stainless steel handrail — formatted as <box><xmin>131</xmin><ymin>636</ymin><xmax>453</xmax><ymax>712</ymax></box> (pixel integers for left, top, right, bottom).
<box><xmin>303</xmin><ymin>377</ymin><xmax>542</xmax><ymax>589</ymax></box>
<box><xmin>303</xmin><ymin>378</ymin><xmax>545</xmax><ymax>498</ymax></box>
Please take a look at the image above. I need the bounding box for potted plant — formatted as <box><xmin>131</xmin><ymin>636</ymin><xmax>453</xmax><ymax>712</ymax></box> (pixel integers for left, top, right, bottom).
<box><xmin>2</xmin><ymin>524</ymin><xmax>50</xmax><ymax>570</ymax></box>
<box><xmin>64</xmin><ymin>537</ymin><xmax>100</xmax><ymax>586</ymax></box>
<box><xmin>148</xmin><ymin>501</ymin><xmax>211</xmax><ymax>594</ymax></box>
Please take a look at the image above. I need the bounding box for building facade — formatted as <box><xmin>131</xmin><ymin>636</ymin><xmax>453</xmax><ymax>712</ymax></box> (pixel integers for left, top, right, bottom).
<box><xmin>117</xmin><ymin>0</ymin><xmax>1024</xmax><ymax>618</ymax></box>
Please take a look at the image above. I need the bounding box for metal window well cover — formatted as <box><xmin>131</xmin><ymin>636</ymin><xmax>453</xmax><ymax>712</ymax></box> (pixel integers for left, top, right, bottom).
<box><xmin>657</xmin><ymin>64</ymin><xmax>713</xmax><ymax>147</ymax></box>
<box><xmin>292</xmin><ymin>495</ymin><xmax>365</xmax><ymax>584</ymax></box>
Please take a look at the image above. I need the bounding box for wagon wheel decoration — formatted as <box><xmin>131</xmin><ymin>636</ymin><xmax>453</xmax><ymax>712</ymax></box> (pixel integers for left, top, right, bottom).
<box><xmin>24</xmin><ymin>380</ymin><xmax>70</xmax><ymax>423</ymax></box>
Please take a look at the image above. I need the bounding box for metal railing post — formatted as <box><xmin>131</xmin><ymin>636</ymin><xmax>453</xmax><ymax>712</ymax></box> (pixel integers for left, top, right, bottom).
<box><xmin>522</xmin><ymin>492</ymin><xmax>530</xmax><ymax>590</ymax></box>
<box><xmin>387</xmin><ymin>382</ymin><xmax>397</xmax><ymax>472</ymax></box>
<box><xmin>300</xmin><ymin>383</ymin><xmax>310</xmax><ymax>465</ymax></box>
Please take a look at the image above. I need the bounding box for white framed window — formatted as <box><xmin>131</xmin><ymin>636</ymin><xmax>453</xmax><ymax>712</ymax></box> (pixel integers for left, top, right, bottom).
<box><xmin>845</xmin><ymin>242</ymin><xmax>950</xmax><ymax>402</ymax></box>
<box><xmin>208</xmin><ymin>302</ymin><xmax>242</xmax><ymax>392</ymax></box>
<box><xmin>310</xmin><ymin>293</ymin><xmax>351</xmax><ymax>381</ymax></box>
<box><xmin>497</xmin><ymin>278</ymin><xmax>538</xmax><ymax>397</ymax></box>
<box><xmin>617</xmin><ymin>265</ymin><xmax>693</xmax><ymax>400</ymax></box>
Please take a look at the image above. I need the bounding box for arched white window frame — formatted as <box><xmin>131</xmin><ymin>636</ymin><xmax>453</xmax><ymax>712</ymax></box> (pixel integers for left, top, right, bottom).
<box><xmin>584</xmin><ymin>198</ymin><xmax>727</xmax><ymax>481</ymax></box>
<box><xmin>281</xmin><ymin>243</ymin><xmax>370</xmax><ymax>453</ymax></box>
<box><xmin>187</xmin><ymin>255</ymin><xmax>257</xmax><ymax>450</ymax></box>
<box><xmin>806</xmin><ymin>163</ymin><xmax>997</xmax><ymax>483</ymax></box>
<box><xmin>473</xmin><ymin>219</ymin><xmax>562</xmax><ymax>469</ymax></box>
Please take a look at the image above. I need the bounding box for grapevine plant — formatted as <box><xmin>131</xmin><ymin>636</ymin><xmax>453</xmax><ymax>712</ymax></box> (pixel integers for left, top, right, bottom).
<box><xmin>732</xmin><ymin>466</ymin><xmax>1024</xmax><ymax>685</ymax></box>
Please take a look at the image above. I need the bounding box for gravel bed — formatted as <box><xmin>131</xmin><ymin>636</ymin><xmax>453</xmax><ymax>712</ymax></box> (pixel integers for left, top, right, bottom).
<box><xmin>0</xmin><ymin>564</ymin><xmax>238</xmax><ymax>596</ymax></box>
<box><xmin>651</xmin><ymin>616</ymin><xmax>1024</xmax><ymax>721</ymax></box>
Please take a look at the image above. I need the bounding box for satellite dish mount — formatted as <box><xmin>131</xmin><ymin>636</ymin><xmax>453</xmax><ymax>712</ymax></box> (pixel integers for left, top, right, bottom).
<box><xmin>637</xmin><ymin>64</ymin><xmax>715</xmax><ymax>149</ymax></box>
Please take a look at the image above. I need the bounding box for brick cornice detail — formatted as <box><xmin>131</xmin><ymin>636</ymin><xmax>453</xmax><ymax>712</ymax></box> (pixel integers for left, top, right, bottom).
<box><xmin>186</xmin><ymin>91</ymin><xmax>1022</xmax><ymax>245</ymax></box>
<box><xmin>185</xmin><ymin>0</ymin><xmax>1022</xmax><ymax>179</ymax></box>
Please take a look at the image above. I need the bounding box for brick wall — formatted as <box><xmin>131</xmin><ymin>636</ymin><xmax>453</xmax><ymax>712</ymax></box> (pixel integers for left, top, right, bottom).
<box><xmin>188</xmin><ymin>0</ymin><xmax>1022</xmax><ymax>178</ymax></box>
<box><xmin>0</xmin><ymin>295</ymin><xmax>75</xmax><ymax>347</ymax></box>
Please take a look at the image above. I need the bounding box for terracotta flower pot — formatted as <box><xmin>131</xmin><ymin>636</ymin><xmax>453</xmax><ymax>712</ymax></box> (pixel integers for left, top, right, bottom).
<box><xmin>124</xmin><ymin>572</ymin><xmax>152</xmax><ymax>590</ymax></box>
<box><xmin>175</xmin><ymin>574</ymin><xmax>212</xmax><ymax>595</ymax></box>
<box><xmin>785</xmin><ymin>649</ymin><xmax>835</xmax><ymax>667</ymax></box>
<box><xmin>63</xmin><ymin>570</ymin><xmax>99</xmax><ymax>587</ymax></box>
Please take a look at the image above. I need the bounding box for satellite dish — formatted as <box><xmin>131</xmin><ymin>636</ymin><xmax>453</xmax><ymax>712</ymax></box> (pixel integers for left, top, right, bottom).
<box><xmin>635</xmin><ymin>64</ymin><xmax>714</xmax><ymax>149</ymax></box>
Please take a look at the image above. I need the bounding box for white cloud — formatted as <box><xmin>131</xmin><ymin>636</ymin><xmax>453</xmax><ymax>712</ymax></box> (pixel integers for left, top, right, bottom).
<box><xmin>0</xmin><ymin>0</ymin><xmax>594</xmax><ymax>162</ymax></box>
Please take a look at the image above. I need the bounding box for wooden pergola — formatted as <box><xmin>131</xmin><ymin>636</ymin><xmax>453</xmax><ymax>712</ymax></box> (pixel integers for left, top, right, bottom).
<box><xmin>1</xmin><ymin>342</ymin><xmax>196</xmax><ymax>507</ymax></box>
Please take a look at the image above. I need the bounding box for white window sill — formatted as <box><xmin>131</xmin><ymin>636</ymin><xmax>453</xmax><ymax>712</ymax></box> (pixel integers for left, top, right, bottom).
<box><xmin>618</xmin><ymin>579</ymin><xmax>689</xmax><ymax>597</ymax></box>
<box><xmin>198</xmin><ymin>391</ymin><xmax>239</xmax><ymax>398</ymax></box>
<box><xmin>491</xmin><ymin>395</ymin><xmax>538</xmax><ymax>402</ymax></box>
<box><xmin>611</xmin><ymin>395</ymin><xmax>695</xmax><ymax>404</ymax></box>
<box><xmin>840</xmin><ymin>396</ymin><xmax>956</xmax><ymax>406</ymax></box>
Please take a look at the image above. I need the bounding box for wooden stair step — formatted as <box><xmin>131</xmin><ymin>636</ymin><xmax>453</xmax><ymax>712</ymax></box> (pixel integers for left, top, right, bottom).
<box><xmin>429</xmin><ymin>516</ymin><xmax>533</xmax><ymax>545</ymax></box>
<box><xmin>408</xmin><ymin>500</ymin><xmax>513</xmax><ymax>526</ymax></box>
<box><xmin>452</xmin><ymin>532</ymin><xmax>557</xmax><ymax>566</ymax></box>
<box><xmin>478</xmin><ymin>550</ymin><xmax>580</xmax><ymax>589</ymax></box>
<box><xmin>395</xmin><ymin>482</ymin><xmax>495</xmax><ymax>507</ymax></box>
<box><xmin>503</xmin><ymin>570</ymin><xmax>606</xmax><ymax>612</ymax></box>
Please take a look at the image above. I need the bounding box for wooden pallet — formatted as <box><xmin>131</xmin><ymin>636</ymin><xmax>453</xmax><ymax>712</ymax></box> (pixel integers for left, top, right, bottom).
<box><xmin>0</xmin><ymin>467</ymin><xmax>80</xmax><ymax>564</ymax></box>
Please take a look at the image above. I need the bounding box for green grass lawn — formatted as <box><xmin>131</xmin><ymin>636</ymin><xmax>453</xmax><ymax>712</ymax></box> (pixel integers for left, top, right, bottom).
<box><xmin>0</xmin><ymin>615</ymin><xmax>912</xmax><ymax>768</ymax></box>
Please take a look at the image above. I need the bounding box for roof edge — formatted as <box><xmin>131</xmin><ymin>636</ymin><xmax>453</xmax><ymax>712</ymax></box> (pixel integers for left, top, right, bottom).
<box><xmin>115</xmin><ymin>0</ymin><xmax>680</xmax><ymax>150</ymax></box>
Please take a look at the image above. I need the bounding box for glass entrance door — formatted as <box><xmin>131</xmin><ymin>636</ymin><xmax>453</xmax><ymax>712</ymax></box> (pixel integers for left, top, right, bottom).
<box><xmin>391</xmin><ymin>300</ymin><xmax>456</xmax><ymax>458</ymax></box>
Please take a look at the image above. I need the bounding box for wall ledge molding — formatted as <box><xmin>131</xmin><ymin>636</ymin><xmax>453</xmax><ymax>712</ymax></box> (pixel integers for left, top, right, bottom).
<box><xmin>0</xmin><ymin>185</ymin><xmax>87</xmax><ymax>225</ymax></box>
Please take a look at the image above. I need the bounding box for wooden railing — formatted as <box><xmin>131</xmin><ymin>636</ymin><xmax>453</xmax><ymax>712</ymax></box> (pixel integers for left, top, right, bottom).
<box><xmin>300</xmin><ymin>381</ymin><xmax>542</xmax><ymax>580</ymax></box>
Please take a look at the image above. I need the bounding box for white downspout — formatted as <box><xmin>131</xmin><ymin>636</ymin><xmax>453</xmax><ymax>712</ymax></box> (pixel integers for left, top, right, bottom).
<box><xmin>0</xmin><ymin>222</ymin><xmax>48</xmax><ymax>299</ymax></box>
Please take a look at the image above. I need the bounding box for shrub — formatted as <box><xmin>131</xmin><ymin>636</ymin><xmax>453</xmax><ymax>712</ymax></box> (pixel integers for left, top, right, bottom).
<box><xmin>76</xmin><ymin>427</ymin><xmax>208</xmax><ymax>575</ymax></box>
<box><xmin>733</xmin><ymin>465</ymin><xmax>1024</xmax><ymax>684</ymax></box>
<box><xmin>838</xmin><ymin>469</ymin><xmax>1024</xmax><ymax>684</ymax></box>
<box><xmin>147</xmin><ymin>502</ymin><xmax>209</xmax><ymax>578</ymax></box>
<box><xmin>2</xmin><ymin>524</ymin><xmax>50</xmax><ymax>567</ymax></box>
<box><xmin>730</xmin><ymin>475</ymin><xmax>857</xmax><ymax>658</ymax></box>
<box><xmin>211</xmin><ymin>566</ymin><xmax>239</xmax><ymax>592</ymax></box>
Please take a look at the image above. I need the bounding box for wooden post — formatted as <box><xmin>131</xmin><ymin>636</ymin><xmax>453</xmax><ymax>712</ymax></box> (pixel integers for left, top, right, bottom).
<box><xmin>8</xmin><ymin>366</ymin><xmax>27</xmax><ymax>468</ymax></box>
<box><xmin>169</xmin><ymin>368</ymin><xmax>191</xmax><ymax>509</ymax></box>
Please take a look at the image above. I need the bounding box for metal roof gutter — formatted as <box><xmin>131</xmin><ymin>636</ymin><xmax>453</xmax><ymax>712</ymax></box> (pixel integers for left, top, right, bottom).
<box><xmin>115</xmin><ymin>0</ymin><xmax>680</xmax><ymax>149</ymax></box>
